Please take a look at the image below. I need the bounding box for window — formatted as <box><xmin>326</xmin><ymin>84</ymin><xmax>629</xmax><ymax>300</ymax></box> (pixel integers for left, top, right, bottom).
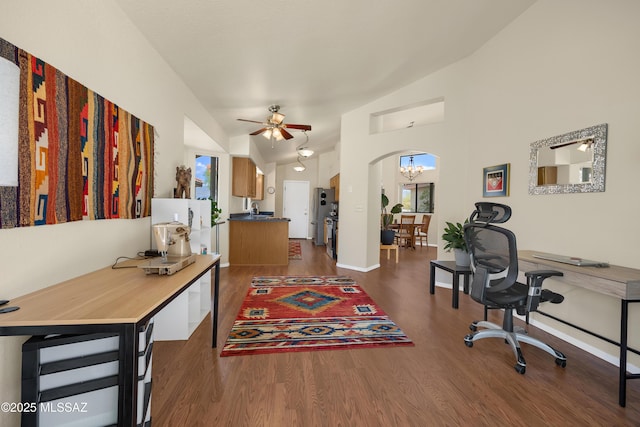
<box><xmin>401</xmin><ymin>182</ymin><xmax>434</xmax><ymax>213</ymax></box>
<box><xmin>195</xmin><ymin>155</ymin><xmax>219</xmax><ymax>202</ymax></box>
<box><xmin>399</xmin><ymin>153</ymin><xmax>436</xmax><ymax>171</ymax></box>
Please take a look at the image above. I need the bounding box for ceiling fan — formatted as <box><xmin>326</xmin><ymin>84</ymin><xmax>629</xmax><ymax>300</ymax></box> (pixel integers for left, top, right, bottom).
<box><xmin>237</xmin><ymin>105</ymin><xmax>311</xmax><ymax>146</ymax></box>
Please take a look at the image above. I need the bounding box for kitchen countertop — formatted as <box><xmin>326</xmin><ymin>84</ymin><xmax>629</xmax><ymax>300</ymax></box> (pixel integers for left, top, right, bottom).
<box><xmin>228</xmin><ymin>214</ymin><xmax>290</xmax><ymax>222</ymax></box>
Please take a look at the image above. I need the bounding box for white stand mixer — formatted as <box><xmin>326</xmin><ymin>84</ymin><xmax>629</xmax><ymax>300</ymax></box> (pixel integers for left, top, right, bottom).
<box><xmin>140</xmin><ymin>222</ymin><xmax>196</xmax><ymax>275</ymax></box>
<box><xmin>153</xmin><ymin>222</ymin><xmax>192</xmax><ymax>260</ymax></box>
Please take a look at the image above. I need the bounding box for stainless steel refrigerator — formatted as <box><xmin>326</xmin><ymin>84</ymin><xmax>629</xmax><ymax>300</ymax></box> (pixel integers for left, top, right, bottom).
<box><xmin>311</xmin><ymin>188</ymin><xmax>335</xmax><ymax>245</ymax></box>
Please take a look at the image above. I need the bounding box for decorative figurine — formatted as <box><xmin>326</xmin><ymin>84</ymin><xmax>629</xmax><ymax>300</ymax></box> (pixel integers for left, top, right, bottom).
<box><xmin>175</xmin><ymin>165</ymin><xmax>192</xmax><ymax>198</ymax></box>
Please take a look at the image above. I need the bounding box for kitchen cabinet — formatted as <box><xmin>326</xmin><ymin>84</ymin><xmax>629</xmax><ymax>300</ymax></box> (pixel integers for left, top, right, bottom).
<box><xmin>229</xmin><ymin>218</ymin><xmax>289</xmax><ymax>265</ymax></box>
<box><xmin>537</xmin><ymin>166</ymin><xmax>557</xmax><ymax>185</ymax></box>
<box><xmin>330</xmin><ymin>173</ymin><xmax>340</xmax><ymax>201</ymax></box>
<box><xmin>254</xmin><ymin>173</ymin><xmax>264</xmax><ymax>200</ymax></box>
<box><xmin>232</xmin><ymin>157</ymin><xmax>257</xmax><ymax>198</ymax></box>
<box><xmin>151</xmin><ymin>198</ymin><xmax>212</xmax><ymax>341</ymax></box>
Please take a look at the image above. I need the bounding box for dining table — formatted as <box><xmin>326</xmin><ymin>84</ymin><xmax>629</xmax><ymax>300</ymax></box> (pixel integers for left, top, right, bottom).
<box><xmin>390</xmin><ymin>222</ymin><xmax>419</xmax><ymax>249</ymax></box>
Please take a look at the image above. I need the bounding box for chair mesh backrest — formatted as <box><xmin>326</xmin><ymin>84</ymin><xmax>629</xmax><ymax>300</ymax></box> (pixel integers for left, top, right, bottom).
<box><xmin>464</xmin><ymin>222</ymin><xmax>519</xmax><ymax>302</ymax></box>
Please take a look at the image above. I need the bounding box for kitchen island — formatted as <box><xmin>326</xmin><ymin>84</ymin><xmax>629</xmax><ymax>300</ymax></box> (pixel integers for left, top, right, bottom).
<box><xmin>228</xmin><ymin>215</ymin><xmax>290</xmax><ymax>265</ymax></box>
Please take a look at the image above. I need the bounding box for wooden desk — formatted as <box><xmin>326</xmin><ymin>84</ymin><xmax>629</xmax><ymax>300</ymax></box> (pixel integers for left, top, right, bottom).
<box><xmin>519</xmin><ymin>250</ymin><xmax>640</xmax><ymax>407</ymax></box>
<box><xmin>0</xmin><ymin>254</ymin><xmax>221</xmax><ymax>425</ymax></box>
<box><xmin>429</xmin><ymin>260</ymin><xmax>472</xmax><ymax>309</ymax></box>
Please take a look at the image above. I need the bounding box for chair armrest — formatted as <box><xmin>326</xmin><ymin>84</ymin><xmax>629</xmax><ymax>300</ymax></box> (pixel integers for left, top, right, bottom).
<box><xmin>525</xmin><ymin>270</ymin><xmax>564</xmax><ymax>280</ymax></box>
<box><xmin>525</xmin><ymin>269</ymin><xmax>563</xmax><ymax>288</ymax></box>
<box><xmin>524</xmin><ymin>270</ymin><xmax>563</xmax><ymax>312</ymax></box>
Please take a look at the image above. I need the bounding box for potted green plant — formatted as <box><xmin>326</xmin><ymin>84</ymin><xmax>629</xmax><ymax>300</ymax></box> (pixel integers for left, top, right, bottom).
<box><xmin>199</xmin><ymin>198</ymin><xmax>222</xmax><ymax>225</ymax></box>
<box><xmin>442</xmin><ymin>219</ymin><xmax>470</xmax><ymax>266</ymax></box>
<box><xmin>210</xmin><ymin>199</ymin><xmax>222</xmax><ymax>225</ymax></box>
<box><xmin>381</xmin><ymin>193</ymin><xmax>403</xmax><ymax>245</ymax></box>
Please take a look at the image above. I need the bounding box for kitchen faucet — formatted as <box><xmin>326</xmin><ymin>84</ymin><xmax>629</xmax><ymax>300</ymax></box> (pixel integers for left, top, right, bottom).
<box><xmin>250</xmin><ymin>202</ymin><xmax>260</xmax><ymax>216</ymax></box>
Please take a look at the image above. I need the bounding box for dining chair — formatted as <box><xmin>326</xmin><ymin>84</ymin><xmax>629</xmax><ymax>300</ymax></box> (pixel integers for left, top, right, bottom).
<box><xmin>416</xmin><ymin>215</ymin><xmax>431</xmax><ymax>248</ymax></box>
<box><xmin>395</xmin><ymin>215</ymin><xmax>416</xmax><ymax>248</ymax></box>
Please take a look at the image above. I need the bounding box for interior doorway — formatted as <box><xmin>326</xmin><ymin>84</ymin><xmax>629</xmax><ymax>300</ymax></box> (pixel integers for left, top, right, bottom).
<box><xmin>283</xmin><ymin>180</ymin><xmax>310</xmax><ymax>239</ymax></box>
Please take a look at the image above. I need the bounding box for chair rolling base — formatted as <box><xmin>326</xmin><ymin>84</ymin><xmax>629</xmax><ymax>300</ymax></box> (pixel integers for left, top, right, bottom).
<box><xmin>464</xmin><ymin>320</ymin><xmax>567</xmax><ymax>374</ymax></box>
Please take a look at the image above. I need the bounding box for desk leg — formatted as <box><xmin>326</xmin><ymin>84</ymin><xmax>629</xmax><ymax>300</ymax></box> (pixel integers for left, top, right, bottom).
<box><xmin>429</xmin><ymin>263</ymin><xmax>435</xmax><ymax>294</ymax></box>
<box><xmin>211</xmin><ymin>260</ymin><xmax>220</xmax><ymax>348</ymax></box>
<box><xmin>452</xmin><ymin>274</ymin><xmax>460</xmax><ymax>309</ymax></box>
<box><xmin>619</xmin><ymin>300</ymin><xmax>628</xmax><ymax>407</ymax></box>
<box><xmin>118</xmin><ymin>324</ymin><xmax>138</xmax><ymax>426</ymax></box>
<box><xmin>463</xmin><ymin>274</ymin><xmax>470</xmax><ymax>295</ymax></box>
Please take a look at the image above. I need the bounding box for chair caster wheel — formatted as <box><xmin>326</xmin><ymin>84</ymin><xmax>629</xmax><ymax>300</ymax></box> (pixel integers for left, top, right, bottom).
<box><xmin>514</xmin><ymin>364</ymin><xmax>526</xmax><ymax>374</ymax></box>
<box><xmin>464</xmin><ymin>335</ymin><xmax>474</xmax><ymax>347</ymax></box>
<box><xmin>469</xmin><ymin>324</ymin><xmax>477</xmax><ymax>332</ymax></box>
<box><xmin>555</xmin><ymin>358</ymin><xmax>567</xmax><ymax>368</ymax></box>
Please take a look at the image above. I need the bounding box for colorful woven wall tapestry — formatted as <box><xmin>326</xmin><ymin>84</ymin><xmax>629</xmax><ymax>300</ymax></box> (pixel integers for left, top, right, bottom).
<box><xmin>0</xmin><ymin>37</ymin><xmax>154</xmax><ymax>229</ymax></box>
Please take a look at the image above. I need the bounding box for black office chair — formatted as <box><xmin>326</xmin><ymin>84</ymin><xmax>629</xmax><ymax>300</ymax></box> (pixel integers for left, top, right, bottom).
<box><xmin>462</xmin><ymin>202</ymin><xmax>567</xmax><ymax>374</ymax></box>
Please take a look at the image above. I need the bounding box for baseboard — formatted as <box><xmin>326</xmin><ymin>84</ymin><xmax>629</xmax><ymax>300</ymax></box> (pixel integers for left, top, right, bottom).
<box><xmin>337</xmin><ymin>263</ymin><xmax>380</xmax><ymax>272</ymax></box>
<box><xmin>434</xmin><ymin>281</ymin><xmax>454</xmax><ymax>289</ymax></box>
<box><xmin>527</xmin><ymin>316</ymin><xmax>640</xmax><ymax>374</ymax></box>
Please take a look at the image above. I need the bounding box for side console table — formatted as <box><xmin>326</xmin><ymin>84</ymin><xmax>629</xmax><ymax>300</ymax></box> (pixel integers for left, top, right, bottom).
<box><xmin>518</xmin><ymin>250</ymin><xmax>640</xmax><ymax>408</ymax></box>
<box><xmin>429</xmin><ymin>260</ymin><xmax>472</xmax><ymax>309</ymax></box>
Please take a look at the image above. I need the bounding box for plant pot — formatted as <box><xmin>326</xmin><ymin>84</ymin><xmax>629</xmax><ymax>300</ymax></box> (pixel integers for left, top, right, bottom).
<box><xmin>454</xmin><ymin>248</ymin><xmax>471</xmax><ymax>267</ymax></box>
<box><xmin>381</xmin><ymin>230</ymin><xmax>396</xmax><ymax>245</ymax></box>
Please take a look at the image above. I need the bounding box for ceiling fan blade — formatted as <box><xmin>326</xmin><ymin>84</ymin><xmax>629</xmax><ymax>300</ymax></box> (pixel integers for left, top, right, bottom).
<box><xmin>280</xmin><ymin>128</ymin><xmax>294</xmax><ymax>140</ymax></box>
<box><xmin>284</xmin><ymin>124</ymin><xmax>312</xmax><ymax>131</ymax></box>
<box><xmin>249</xmin><ymin>128</ymin><xmax>268</xmax><ymax>136</ymax></box>
<box><xmin>237</xmin><ymin>118</ymin><xmax>266</xmax><ymax>124</ymax></box>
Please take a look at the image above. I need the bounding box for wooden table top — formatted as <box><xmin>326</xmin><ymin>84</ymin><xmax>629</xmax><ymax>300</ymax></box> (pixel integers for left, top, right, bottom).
<box><xmin>0</xmin><ymin>254</ymin><xmax>220</xmax><ymax>329</ymax></box>
<box><xmin>519</xmin><ymin>250</ymin><xmax>640</xmax><ymax>299</ymax></box>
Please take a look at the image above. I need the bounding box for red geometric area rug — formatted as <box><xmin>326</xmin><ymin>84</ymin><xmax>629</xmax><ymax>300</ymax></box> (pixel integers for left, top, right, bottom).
<box><xmin>288</xmin><ymin>240</ymin><xmax>302</xmax><ymax>260</ymax></box>
<box><xmin>220</xmin><ymin>276</ymin><xmax>414</xmax><ymax>357</ymax></box>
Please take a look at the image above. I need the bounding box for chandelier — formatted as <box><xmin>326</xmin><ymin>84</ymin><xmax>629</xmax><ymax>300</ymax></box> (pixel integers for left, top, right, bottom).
<box><xmin>400</xmin><ymin>155</ymin><xmax>424</xmax><ymax>181</ymax></box>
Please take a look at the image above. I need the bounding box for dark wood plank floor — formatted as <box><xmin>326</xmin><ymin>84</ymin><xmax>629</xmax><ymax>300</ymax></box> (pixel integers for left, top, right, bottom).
<box><xmin>151</xmin><ymin>239</ymin><xmax>640</xmax><ymax>426</ymax></box>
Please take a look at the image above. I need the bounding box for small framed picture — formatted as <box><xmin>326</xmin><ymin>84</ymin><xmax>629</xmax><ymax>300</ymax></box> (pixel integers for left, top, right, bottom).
<box><xmin>483</xmin><ymin>163</ymin><xmax>510</xmax><ymax>197</ymax></box>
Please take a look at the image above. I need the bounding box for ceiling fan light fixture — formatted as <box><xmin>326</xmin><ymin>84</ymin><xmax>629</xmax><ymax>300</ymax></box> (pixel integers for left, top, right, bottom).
<box><xmin>272</xmin><ymin>128</ymin><xmax>284</xmax><ymax>140</ymax></box>
<box><xmin>271</xmin><ymin>112</ymin><xmax>285</xmax><ymax>125</ymax></box>
<box><xmin>239</xmin><ymin>105</ymin><xmax>311</xmax><ymax>146</ymax></box>
<box><xmin>578</xmin><ymin>138</ymin><xmax>594</xmax><ymax>152</ymax></box>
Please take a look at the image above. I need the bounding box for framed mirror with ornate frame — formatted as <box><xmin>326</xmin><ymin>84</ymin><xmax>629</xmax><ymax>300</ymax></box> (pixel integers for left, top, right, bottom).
<box><xmin>529</xmin><ymin>123</ymin><xmax>608</xmax><ymax>195</ymax></box>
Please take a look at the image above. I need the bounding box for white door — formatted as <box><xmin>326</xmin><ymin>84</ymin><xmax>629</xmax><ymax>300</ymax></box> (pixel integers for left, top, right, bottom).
<box><xmin>283</xmin><ymin>180</ymin><xmax>310</xmax><ymax>239</ymax></box>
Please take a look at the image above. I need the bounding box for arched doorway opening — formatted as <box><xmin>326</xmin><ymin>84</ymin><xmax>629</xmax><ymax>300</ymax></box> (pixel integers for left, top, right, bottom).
<box><xmin>375</xmin><ymin>150</ymin><xmax>440</xmax><ymax>251</ymax></box>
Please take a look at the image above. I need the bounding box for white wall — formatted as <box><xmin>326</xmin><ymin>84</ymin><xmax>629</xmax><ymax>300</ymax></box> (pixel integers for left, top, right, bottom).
<box><xmin>318</xmin><ymin>146</ymin><xmax>340</xmax><ymax>188</ymax></box>
<box><xmin>0</xmin><ymin>1</ymin><xmax>228</xmax><ymax>420</ymax></box>
<box><xmin>339</xmin><ymin>76</ymin><xmax>471</xmax><ymax>270</ymax></box>
<box><xmin>339</xmin><ymin>0</ymin><xmax>640</xmax><ymax>366</ymax></box>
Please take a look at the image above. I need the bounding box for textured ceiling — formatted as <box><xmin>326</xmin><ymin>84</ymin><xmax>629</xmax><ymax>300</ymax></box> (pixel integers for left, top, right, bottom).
<box><xmin>115</xmin><ymin>0</ymin><xmax>535</xmax><ymax>164</ymax></box>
